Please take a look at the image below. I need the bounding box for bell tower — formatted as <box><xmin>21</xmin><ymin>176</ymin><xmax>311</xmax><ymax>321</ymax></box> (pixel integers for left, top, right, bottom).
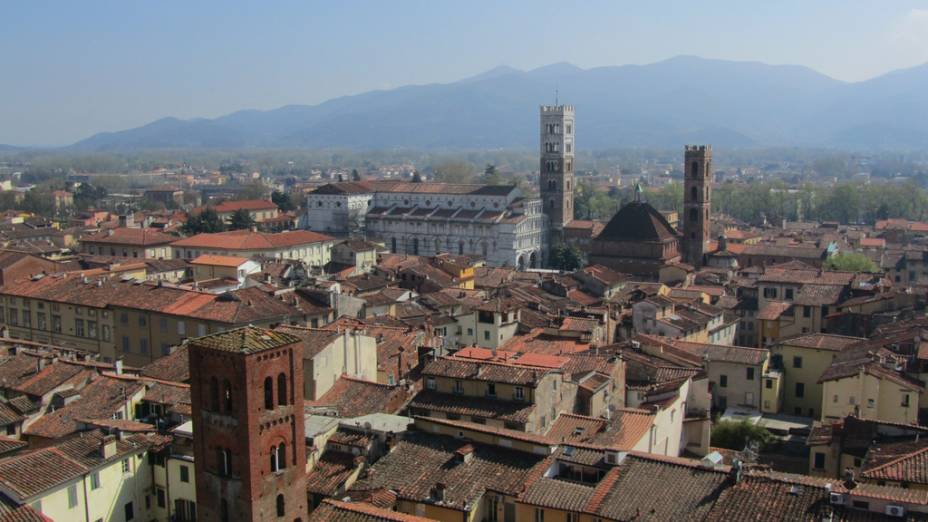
<box><xmin>683</xmin><ymin>145</ymin><xmax>712</xmax><ymax>268</ymax></box>
<box><xmin>539</xmin><ymin>104</ymin><xmax>575</xmax><ymax>231</ymax></box>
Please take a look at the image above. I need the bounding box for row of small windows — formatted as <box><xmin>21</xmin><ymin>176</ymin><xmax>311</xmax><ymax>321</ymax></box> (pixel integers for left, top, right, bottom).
<box><xmin>543</xmin><ymin>160</ymin><xmax>573</xmax><ymax>173</ymax></box>
<box><xmin>264</xmin><ymin>374</ymin><xmax>289</xmax><ymax>409</ymax></box>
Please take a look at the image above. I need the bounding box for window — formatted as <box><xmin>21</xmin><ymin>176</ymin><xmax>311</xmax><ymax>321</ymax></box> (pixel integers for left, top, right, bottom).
<box><xmin>793</xmin><ymin>356</ymin><xmax>803</xmax><ymax>369</ymax></box>
<box><xmin>534</xmin><ymin>508</ymin><xmax>544</xmax><ymax>522</ymax></box>
<box><xmin>138</xmin><ymin>315</ymin><xmax>146</xmax><ymax>327</ymax></box>
<box><xmin>223</xmin><ymin>380</ymin><xmax>233</xmax><ymax>411</ymax></box>
<box><xmin>179</xmin><ymin>465</ymin><xmax>190</xmax><ymax>483</ymax></box>
<box><xmin>124</xmin><ymin>501</ymin><xmax>134</xmax><ymax>521</ymax></box>
<box><xmin>120</xmin><ymin>312</ymin><xmax>128</xmax><ymax>324</ymax></box>
<box><xmin>264</xmin><ymin>377</ymin><xmax>274</xmax><ymax>409</ymax></box>
<box><xmin>453</xmin><ymin>380</ymin><xmax>463</xmax><ymax>394</ymax></box>
<box><xmin>21</xmin><ymin>311</ymin><xmax>30</xmax><ymax>328</ymax></box>
<box><xmin>903</xmin><ymin>394</ymin><xmax>911</xmax><ymax>407</ymax></box>
<box><xmin>87</xmin><ymin>321</ymin><xmax>97</xmax><ymax>338</ymax></box>
<box><xmin>746</xmin><ymin>367</ymin><xmax>755</xmax><ymax>381</ymax></box>
<box><xmin>101</xmin><ymin>324</ymin><xmax>110</xmax><ymax>341</ymax></box>
<box><xmin>52</xmin><ymin>315</ymin><xmax>61</xmax><ymax>333</ymax></box>
<box><xmin>487</xmin><ymin>383</ymin><xmax>496</xmax><ymax>397</ymax></box>
<box><xmin>68</xmin><ymin>484</ymin><xmax>78</xmax><ymax>508</ymax></box>
<box><xmin>785</xmin><ymin>288</ymin><xmax>794</xmax><ymax>300</ymax></box>
<box><xmin>7</xmin><ymin>308</ymin><xmax>16</xmax><ymax>325</ymax></box>
<box><xmin>425</xmin><ymin>377</ymin><xmax>436</xmax><ymax>390</ymax></box>
<box><xmin>207</xmin><ymin>380</ymin><xmax>222</xmax><ymax>415</ymax></box>
<box><xmin>278</xmin><ymin>373</ymin><xmax>287</xmax><ymax>406</ymax></box>
<box><xmin>814</xmin><ymin>452</ymin><xmax>826</xmax><ymax>470</ymax></box>
<box><xmin>160</xmin><ymin>317</ymin><xmax>168</xmax><ymax>331</ymax></box>
<box><xmin>177</xmin><ymin>321</ymin><xmax>186</xmax><ymax>335</ymax></box>
<box><xmin>514</xmin><ymin>387</ymin><xmax>524</xmax><ymax>401</ymax></box>
<box><xmin>218</xmin><ymin>448</ymin><xmax>232</xmax><ymax>476</ymax></box>
<box><xmin>803</xmin><ymin>306</ymin><xmax>811</xmax><ymax>318</ymax></box>
<box><xmin>795</xmin><ymin>382</ymin><xmax>805</xmax><ymax>398</ymax></box>
<box><xmin>139</xmin><ymin>338</ymin><xmax>148</xmax><ymax>354</ymax></box>
<box><xmin>567</xmin><ymin>514</ymin><xmax>578</xmax><ymax>522</ymax></box>
<box><xmin>763</xmin><ymin>288</ymin><xmax>777</xmax><ymax>299</ymax></box>
<box><xmin>36</xmin><ymin>313</ymin><xmax>46</xmax><ymax>330</ymax></box>
<box><xmin>276</xmin><ymin>494</ymin><xmax>285</xmax><ymax>517</ymax></box>
<box><xmin>220</xmin><ymin>499</ymin><xmax>229</xmax><ymax>522</ymax></box>
<box><xmin>277</xmin><ymin>443</ymin><xmax>286</xmax><ymax>470</ymax></box>
<box><xmin>484</xmin><ymin>330</ymin><xmax>490</xmax><ymax>341</ymax></box>
<box><xmin>719</xmin><ymin>375</ymin><xmax>728</xmax><ymax>388</ymax></box>
<box><xmin>122</xmin><ymin>458</ymin><xmax>131</xmax><ymax>474</ymax></box>
<box><xmin>867</xmin><ymin>398</ymin><xmax>875</xmax><ymax>408</ymax></box>
<box><xmin>156</xmin><ymin>488</ymin><xmax>166</xmax><ymax>508</ymax></box>
<box><xmin>90</xmin><ymin>471</ymin><xmax>101</xmax><ymax>489</ymax></box>
<box><xmin>122</xmin><ymin>336</ymin><xmax>130</xmax><ymax>353</ymax></box>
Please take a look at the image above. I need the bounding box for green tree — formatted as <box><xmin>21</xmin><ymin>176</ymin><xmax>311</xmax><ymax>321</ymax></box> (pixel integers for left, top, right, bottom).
<box><xmin>711</xmin><ymin>420</ymin><xmax>773</xmax><ymax>451</ymax></box>
<box><xmin>235</xmin><ymin>182</ymin><xmax>267</xmax><ymax>201</ymax></box>
<box><xmin>824</xmin><ymin>252</ymin><xmax>879</xmax><ymax>273</ymax></box>
<box><xmin>481</xmin><ymin>164</ymin><xmax>504</xmax><ymax>185</ymax></box>
<box><xmin>431</xmin><ymin>160</ymin><xmax>474</xmax><ymax>184</ymax></box>
<box><xmin>271</xmin><ymin>190</ymin><xmax>296</xmax><ymax>212</ymax></box>
<box><xmin>183</xmin><ymin>208</ymin><xmax>226</xmax><ymax>234</ymax></box>
<box><xmin>228</xmin><ymin>208</ymin><xmax>256</xmax><ymax>231</ymax></box>
<box><xmin>549</xmin><ymin>245</ymin><xmax>583</xmax><ymax>271</ymax></box>
<box><xmin>74</xmin><ymin>183</ymin><xmax>107</xmax><ymax>211</ymax></box>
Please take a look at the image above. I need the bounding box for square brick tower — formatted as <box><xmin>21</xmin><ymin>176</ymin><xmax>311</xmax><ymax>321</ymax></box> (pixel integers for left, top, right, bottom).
<box><xmin>683</xmin><ymin>145</ymin><xmax>712</xmax><ymax>268</ymax></box>
<box><xmin>539</xmin><ymin>104</ymin><xmax>575</xmax><ymax>233</ymax></box>
<box><xmin>189</xmin><ymin>326</ymin><xmax>307</xmax><ymax>522</ymax></box>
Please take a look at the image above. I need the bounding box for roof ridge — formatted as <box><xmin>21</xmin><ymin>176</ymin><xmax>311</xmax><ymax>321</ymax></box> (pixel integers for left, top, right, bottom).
<box><xmin>862</xmin><ymin>444</ymin><xmax>928</xmax><ymax>475</ymax></box>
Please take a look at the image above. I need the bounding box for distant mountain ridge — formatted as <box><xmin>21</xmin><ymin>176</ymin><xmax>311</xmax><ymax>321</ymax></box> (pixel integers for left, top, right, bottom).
<box><xmin>72</xmin><ymin>56</ymin><xmax>928</xmax><ymax>150</ymax></box>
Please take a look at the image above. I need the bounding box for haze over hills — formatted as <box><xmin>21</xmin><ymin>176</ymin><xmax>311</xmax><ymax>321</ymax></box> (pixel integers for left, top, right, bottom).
<box><xmin>72</xmin><ymin>56</ymin><xmax>928</xmax><ymax>151</ymax></box>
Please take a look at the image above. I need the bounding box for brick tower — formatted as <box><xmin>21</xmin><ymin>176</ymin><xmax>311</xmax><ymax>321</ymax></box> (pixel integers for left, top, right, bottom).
<box><xmin>189</xmin><ymin>326</ymin><xmax>307</xmax><ymax>522</ymax></box>
<box><xmin>683</xmin><ymin>145</ymin><xmax>712</xmax><ymax>268</ymax></box>
<box><xmin>539</xmin><ymin>104</ymin><xmax>575</xmax><ymax>233</ymax></box>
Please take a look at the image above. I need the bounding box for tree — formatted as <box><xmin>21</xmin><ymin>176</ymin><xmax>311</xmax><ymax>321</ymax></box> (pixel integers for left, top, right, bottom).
<box><xmin>235</xmin><ymin>182</ymin><xmax>267</xmax><ymax>201</ymax></box>
<box><xmin>351</xmin><ymin>169</ymin><xmax>361</xmax><ymax>181</ymax></box>
<box><xmin>183</xmin><ymin>208</ymin><xmax>226</xmax><ymax>234</ymax></box>
<box><xmin>711</xmin><ymin>420</ymin><xmax>773</xmax><ymax>451</ymax></box>
<box><xmin>431</xmin><ymin>160</ymin><xmax>474</xmax><ymax>184</ymax></box>
<box><xmin>74</xmin><ymin>183</ymin><xmax>107</xmax><ymax>211</ymax></box>
<box><xmin>549</xmin><ymin>245</ymin><xmax>583</xmax><ymax>271</ymax></box>
<box><xmin>825</xmin><ymin>252</ymin><xmax>879</xmax><ymax>273</ymax></box>
<box><xmin>271</xmin><ymin>190</ymin><xmax>296</xmax><ymax>212</ymax></box>
<box><xmin>229</xmin><ymin>208</ymin><xmax>256</xmax><ymax>231</ymax></box>
<box><xmin>481</xmin><ymin>164</ymin><xmax>504</xmax><ymax>185</ymax></box>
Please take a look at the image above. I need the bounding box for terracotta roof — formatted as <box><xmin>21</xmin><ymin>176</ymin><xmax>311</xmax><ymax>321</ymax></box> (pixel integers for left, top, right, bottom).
<box><xmin>781</xmin><ymin>333</ymin><xmax>865</xmax><ymax>351</ymax></box>
<box><xmin>13</xmin><ymin>361</ymin><xmax>90</xmax><ymax>398</ymax></box>
<box><xmin>274</xmin><ymin>325</ymin><xmax>340</xmax><ymax>359</ymax></box>
<box><xmin>546</xmin><ymin>410</ymin><xmax>655</xmax><ymax>450</ymax></box>
<box><xmin>861</xmin><ymin>440</ymin><xmax>928</xmax><ymax>485</ymax></box>
<box><xmin>140</xmin><ymin>346</ymin><xmax>189</xmax><ymax>383</ymax></box>
<box><xmin>81</xmin><ymin>227</ymin><xmax>176</xmax><ymax>246</ymax></box>
<box><xmin>309</xmin><ymin>499</ymin><xmax>437</xmax><ymax>521</ymax></box>
<box><xmin>408</xmin><ymin>390</ymin><xmax>535</xmax><ymax>424</ymax></box>
<box><xmin>190</xmin><ymin>254</ymin><xmax>250</xmax><ymax>267</ymax></box>
<box><xmin>188</xmin><ymin>325</ymin><xmax>301</xmax><ymax>354</ymax></box>
<box><xmin>422</xmin><ymin>357</ymin><xmax>549</xmax><ymax>386</ymax></box>
<box><xmin>352</xmin><ymin>432</ymin><xmax>546</xmax><ymax>511</ymax></box>
<box><xmin>24</xmin><ymin>376</ymin><xmax>145</xmax><ymax>439</ymax></box>
<box><xmin>521</xmin><ymin>477</ymin><xmax>595</xmax><ymax>512</ymax></box>
<box><xmin>0</xmin><ymin>447</ymin><xmax>86</xmax><ymax>499</ymax></box>
<box><xmin>598</xmin><ymin>201</ymin><xmax>679</xmax><ymax>243</ymax></box>
<box><xmin>307</xmin><ymin>377</ymin><xmax>409</xmax><ymax>417</ymax></box>
<box><xmin>170</xmin><ymin>229</ymin><xmax>334</xmax><ymax>250</ymax></box>
<box><xmin>0</xmin><ymin>437</ymin><xmax>26</xmax><ymax>456</ymax></box>
<box><xmin>670</xmin><ymin>341</ymin><xmax>769</xmax><ymax>365</ymax></box>
<box><xmin>307</xmin><ymin>450</ymin><xmax>360</xmax><ymax>496</ymax></box>
<box><xmin>212</xmin><ymin>199</ymin><xmax>277</xmax><ymax>213</ymax></box>
<box><xmin>757</xmin><ymin>301</ymin><xmax>792</xmax><ymax>321</ymax></box>
<box><xmin>0</xmin><ymin>403</ymin><xmax>24</xmax><ymax>428</ymax></box>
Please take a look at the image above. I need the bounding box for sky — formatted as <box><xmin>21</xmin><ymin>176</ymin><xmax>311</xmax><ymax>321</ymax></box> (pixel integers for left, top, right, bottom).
<box><xmin>3</xmin><ymin>1</ymin><xmax>928</xmax><ymax>146</ymax></box>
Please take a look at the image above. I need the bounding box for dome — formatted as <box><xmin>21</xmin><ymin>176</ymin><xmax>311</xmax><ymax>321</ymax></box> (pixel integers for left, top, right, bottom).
<box><xmin>597</xmin><ymin>201</ymin><xmax>679</xmax><ymax>243</ymax></box>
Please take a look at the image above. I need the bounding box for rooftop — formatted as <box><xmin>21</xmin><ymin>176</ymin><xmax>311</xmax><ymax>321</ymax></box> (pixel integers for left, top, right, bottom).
<box><xmin>188</xmin><ymin>325</ymin><xmax>301</xmax><ymax>354</ymax></box>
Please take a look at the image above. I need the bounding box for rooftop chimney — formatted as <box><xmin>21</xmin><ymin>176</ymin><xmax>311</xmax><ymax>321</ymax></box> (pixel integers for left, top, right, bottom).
<box><xmin>100</xmin><ymin>435</ymin><xmax>117</xmax><ymax>459</ymax></box>
<box><xmin>114</xmin><ymin>359</ymin><xmax>123</xmax><ymax>375</ymax></box>
<box><xmin>843</xmin><ymin>468</ymin><xmax>857</xmax><ymax>490</ymax></box>
<box><xmin>455</xmin><ymin>444</ymin><xmax>475</xmax><ymax>465</ymax></box>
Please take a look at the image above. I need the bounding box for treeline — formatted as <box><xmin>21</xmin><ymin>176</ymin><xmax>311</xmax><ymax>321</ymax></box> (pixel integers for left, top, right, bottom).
<box><xmin>574</xmin><ymin>180</ymin><xmax>928</xmax><ymax>226</ymax></box>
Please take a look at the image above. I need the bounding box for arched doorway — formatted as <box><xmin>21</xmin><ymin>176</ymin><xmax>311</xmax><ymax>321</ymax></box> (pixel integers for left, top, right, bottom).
<box><xmin>517</xmin><ymin>255</ymin><xmax>525</xmax><ymax>271</ymax></box>
<box><xmin>529</xmin><ymin>252</ymin><xmax>537</xmax><ymax>269</ymax></box>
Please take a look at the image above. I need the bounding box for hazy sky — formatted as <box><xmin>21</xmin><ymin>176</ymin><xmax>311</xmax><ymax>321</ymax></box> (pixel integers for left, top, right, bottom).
<box><xmin>4</xmin><ymin>1</ymin><xmax>928</xmax><ymax>146</ymax></box>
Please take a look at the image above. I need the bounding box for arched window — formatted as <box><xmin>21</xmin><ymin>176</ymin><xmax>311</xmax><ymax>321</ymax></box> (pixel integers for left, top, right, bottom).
<box><xmin>390</xmin><ymin>237</ymin><xmax>397</xmax><ymax>253</ymax></box>
<box><xmin>223</xmin><ymin>379</ymin><xmax>233</xmax><ymax>412</ymax></box>
<box><xmin>277</xmin><ymin>443</ymin><xmax>286</xmax><ymax>469</ymax></box>
<box><xmin>220</xmin><ymin>499</ymin><xmax>229</xmax><ymax>522</ymax></box>
<box><xmin>691</xmin><ymin>161</ymin><xmax>699</xmax><ymax>177</ymax></box>
<box><xmin>209</xmin><ymin>377</ymin><xmax>219</xmax><ymax>411</ymax></box>
<box><xmin>270</xmin><ymin>447</ymin><xmax>278</xmax><ymax>472</ymax></box>
<box><xmin>276</xmin><ymin>495</ymin><xmax>285</xmax><ymax>517</ymax></box>
<box><xmin>264</xmin><ymin>377</ymin><xmax>274</xmax><ymax>410</ymax></box>
<box><xmin>277</xmin><ymin>373</ymin><xmax>287</xmax><ymax>407</ymax></box>
<box><xmin>690</xmin><ymin>208</ymin><xmax>699</xmax><ymax>223</ymax></box>
<box><xmin>218</xmin><ymin>448</ymin><xmax>231</xmax><ymax>476</ymax></box>
<box><xmin>691</xmin><ymin>186</ymin><xmax>697</xmax><ymax>202</ymax></box>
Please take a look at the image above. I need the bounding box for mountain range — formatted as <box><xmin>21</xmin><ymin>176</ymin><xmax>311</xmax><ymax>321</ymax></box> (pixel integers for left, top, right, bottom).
<box><xmin>72</xmin><ymin>56</ymin><xmax>928</xmax><ymax>151</ymax></box>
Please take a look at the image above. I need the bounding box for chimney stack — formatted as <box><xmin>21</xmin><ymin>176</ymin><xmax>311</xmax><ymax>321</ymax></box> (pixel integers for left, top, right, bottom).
<box><xmin>100</xmin><ymin>435</ymin><xmax>117</xmax><ymax>459</ymax></box>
